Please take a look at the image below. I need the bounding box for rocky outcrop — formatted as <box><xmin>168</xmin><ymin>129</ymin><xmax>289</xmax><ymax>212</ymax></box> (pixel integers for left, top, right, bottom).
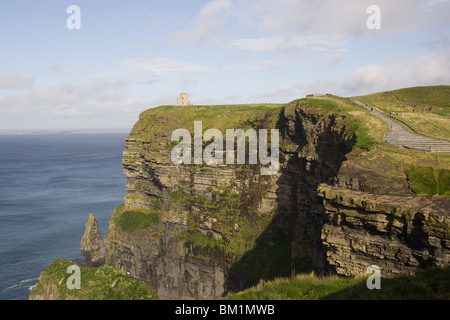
<box><xmin>80</xmin><ymin>214</ymin><xmax>106</xmax><ymax>267</ymax></box>
<box><xmin>106</xmin><ymin>210</ymin><xmax>226</xmax><ymax>300</ymax></box>
<box><xmin>318</xmin><ymin>185</ymin><xmax>450</xmax><ymax>276</ymax></box>
<box><xmin>29</xmin><ymin>259</ymin><xmax>159</xmax><ymax>300</ymax></box>
<box><xmin>29</xmin><ymin>280</ymin><xmax>58</xmax><ymax>300</ymax></box>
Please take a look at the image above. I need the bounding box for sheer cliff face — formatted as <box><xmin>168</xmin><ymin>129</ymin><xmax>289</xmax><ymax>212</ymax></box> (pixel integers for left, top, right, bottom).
<box><xmin>104</xmin><ymin>101</ymin><xmax>450</xmax><ymax>300</ymax></box>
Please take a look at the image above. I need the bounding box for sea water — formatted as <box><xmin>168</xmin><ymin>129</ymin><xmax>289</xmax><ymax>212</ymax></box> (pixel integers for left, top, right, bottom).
<box><xmin>0</xmin><ymin>133</ymin><xmax>128</xmax><ymax>300</ymax></box>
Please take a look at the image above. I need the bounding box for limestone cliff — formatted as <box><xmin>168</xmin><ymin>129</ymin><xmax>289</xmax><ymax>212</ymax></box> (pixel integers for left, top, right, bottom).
<box><xmin>103</xmin><ymin>98</ymin><xmax>449</xmax><ymax>300</ymax></box>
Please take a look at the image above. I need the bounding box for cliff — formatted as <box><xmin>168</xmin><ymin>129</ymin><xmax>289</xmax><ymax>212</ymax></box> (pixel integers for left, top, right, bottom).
<box><xmin>30</xmin><ymin>94</ymin><xmax>450</xmax><ymax>300</ymax></box>
<box><xmin>104</xmin><ymin>96</ymin><xmax>450</xmax><ymax>299</ymax></box>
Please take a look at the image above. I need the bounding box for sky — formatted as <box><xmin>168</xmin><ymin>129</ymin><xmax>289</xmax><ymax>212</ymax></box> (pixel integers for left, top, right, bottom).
<box><xmin>0</xmin><ymin>0</ymin><xmax>449</xmax><ymax>130</ymax></box>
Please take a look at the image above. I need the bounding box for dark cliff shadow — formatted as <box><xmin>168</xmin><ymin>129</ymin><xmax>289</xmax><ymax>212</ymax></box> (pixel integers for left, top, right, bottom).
<box><xmin>406</xmin><ymin>212</ymin><xmax>436</xmax><ymax>268</ymax></box>
<box><xmin>225</xmin><ymin>108</ymin><xmax>356</xmax><ymax>294</ymax></box>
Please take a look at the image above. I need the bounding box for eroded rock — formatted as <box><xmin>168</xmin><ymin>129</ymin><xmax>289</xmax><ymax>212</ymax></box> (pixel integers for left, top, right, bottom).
<box><xmin>80</xmin><ymin>213</ymin><xmax>106</xmax><ymax>267</ymax></box>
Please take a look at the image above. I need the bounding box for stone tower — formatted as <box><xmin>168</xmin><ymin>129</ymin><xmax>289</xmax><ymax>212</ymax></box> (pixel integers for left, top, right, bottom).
<box><xmin>177</xmin><ymin>93</ymin><xmax>192</xmax><ymax>106</ymax></box>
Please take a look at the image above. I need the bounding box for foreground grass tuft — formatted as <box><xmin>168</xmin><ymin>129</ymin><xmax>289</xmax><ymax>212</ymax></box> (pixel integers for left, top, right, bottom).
<box><xmin>111</xmin><ymin>204</ymin><xmax>160</xmax><ymax>232</ymax></box>
<box><xmin>30</xmin><ymin>259</ymin><xmax>159</xmax><ymax>300</ymax></box>
<box><xmin>224</xmin><ymin>267</ymin><xmax>450</xmax><ymax>300</ymax></box>
<box><xmin>407</xmin><ymin>166</ymin><xmax>450</xmax><ymax>197</ymax></box>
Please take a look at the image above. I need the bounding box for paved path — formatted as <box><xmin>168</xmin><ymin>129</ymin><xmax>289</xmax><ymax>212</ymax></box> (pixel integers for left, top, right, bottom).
<box><xmin>351</xmin><ymin>99</ymin><xmax>450</xmax><ymax>154</ymax></box>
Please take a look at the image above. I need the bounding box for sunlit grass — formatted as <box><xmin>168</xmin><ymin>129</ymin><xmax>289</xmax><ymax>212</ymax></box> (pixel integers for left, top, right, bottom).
<box><xmin>30</xmin><ymin>259</ymin><xmax>159</xmax><ymax>300</ymax></box>
<box><xmin>353</xmin><ymin>85</ymin><xmax>450</xmax><ymax>141</ymax></box>
<box><xmin>224</xmin><ymin>267</ymin><xmax>450</xmax><ymax>300</ymax></box>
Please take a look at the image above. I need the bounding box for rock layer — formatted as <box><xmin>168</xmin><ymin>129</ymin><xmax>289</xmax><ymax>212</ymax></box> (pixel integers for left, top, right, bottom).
<box><xmin>318</xmin><ymin>185</ymin><xmax>450</xmax><ymax>276</ymax></box>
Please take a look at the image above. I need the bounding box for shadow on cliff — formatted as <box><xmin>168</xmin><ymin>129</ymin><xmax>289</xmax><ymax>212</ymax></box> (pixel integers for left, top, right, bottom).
<box><xmin>225</xmin><ymin>105</ymin><xmax>357</xmax><ymax>294</ymax></box>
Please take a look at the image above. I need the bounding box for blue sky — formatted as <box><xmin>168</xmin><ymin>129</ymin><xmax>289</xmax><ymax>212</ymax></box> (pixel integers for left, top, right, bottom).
<box><xmin>0</xmin><ymin>0</ymin><xmax>449</xmax><ymax>130</ymax></box>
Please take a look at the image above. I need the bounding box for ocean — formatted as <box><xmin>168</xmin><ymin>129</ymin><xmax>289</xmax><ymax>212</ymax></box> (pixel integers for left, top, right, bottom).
<box><xmin>0</xmin><ymin>133</ymin><xmax>128</xmax><ymax>300</ymax></box>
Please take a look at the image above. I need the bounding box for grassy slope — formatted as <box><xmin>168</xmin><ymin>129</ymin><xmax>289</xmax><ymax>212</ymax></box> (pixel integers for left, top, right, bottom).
<box><xmin>30</xmin><ymin>259</ymin><xmax>159</xmax><ymax>300</ymax></box>
<box><xmin>353</xmin><ymin>85</ymin><xmax>450</xmax><ymax>141</ymax></box>
<box><xmin>224</xmin><ymin>267</ymin><xmax>450</xmax><ymax>300</ymax></box>
<box><xmin>111</xmin><ymin>203</ymin><xmax>160</xmax><ymax>232</ymax></box>
<box><xmin>302</xmin><ymin>95</ymin><xmax>450</xmax><ymax>197</ymax></box>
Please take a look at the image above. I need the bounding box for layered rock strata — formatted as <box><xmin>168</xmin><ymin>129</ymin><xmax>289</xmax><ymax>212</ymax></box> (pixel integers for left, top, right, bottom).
<box><xmin>318</xmin><ymin>185</ymin><xmax>450</xmax><ymax>276</ymax></box>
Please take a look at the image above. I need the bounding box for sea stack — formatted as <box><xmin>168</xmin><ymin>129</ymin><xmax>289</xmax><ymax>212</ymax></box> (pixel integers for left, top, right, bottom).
<box><xmin>80</xmin><ymin>213</ymin><xmax>106</xmax><ymax>267</ymax></box>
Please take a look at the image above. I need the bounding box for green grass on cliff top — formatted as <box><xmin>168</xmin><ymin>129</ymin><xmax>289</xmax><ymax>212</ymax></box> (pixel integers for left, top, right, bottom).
<box><xmin>111</xmin><ymin>203</ymin><xmax>160</xmax><ymax>233</ymax></box>
<box><xmin>131</xmin><ymin>103</ymin><xmax>284</xmax><ymax>140</ymax></box>
<box><xmin>224</xmin><ymin>267</ymin><xmax>450</xmax><ymax>300</ymax></box>
<box><xmin>353</xmin><ymin>85</ymin><xmax>450</xmax><ymax>108</ymax></box>
<box><xmin>30</xmin><ymin>258</ymin><xmax>159</xmax><ymax>300</ymax></box>
<box><xmin>353</xmin><ymin>85</ymin><xmax>450</xmax><ymax>141</ymax></box>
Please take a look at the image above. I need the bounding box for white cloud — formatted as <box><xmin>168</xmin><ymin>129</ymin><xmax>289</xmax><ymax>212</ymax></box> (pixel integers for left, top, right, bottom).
<box><xmin>303</xmin><ymin>48</ymin><xmax>450</xmax><ymax>96</ymax></box>
<box><xmin>423</xmin><ymin>0</ymin><xmax>450</xmax><ymax>9</ymax></box>
<box><xmin>238</xmin><ymin>48</ymin><xmax>450</xmax><ymax>101</ymax></box>
<box><xmin>170</xmin><ymin>0</ymin><xmax>432</xmax><ymax>46</ymax></box>
<box><xmin>168</xmin><ymin>0</ymin><xmax>232</xmax><ymax>45</ymax></box>
<box><xmin>150</xmin><ymin>0</ymin><xmax>450</xmax><ymax>76</ymax></box>
<box><xmin>120</xmin><ymin>58</ymin><xmax>216</xmax><ymax>76</ymax></box>
<box><xmin>242</xmin><ymin>0</ymin><xmax>430</xmax><ymax>36</ymax></box>
<box><xmin>244</xmin><ymin>59</ymin><xmax>293</xmax><ymax>71</ymax></box>
<box><xmin>0</xmin><ymin>75</ymin><xmax>34</xmax><ymax>91</ymax></box>
<box><xmin>48</xmin><ymin>63</ymin><xmax>64</xmax><ymax>74</ymax></box>
<box><xmin>230</xmin><ymin>34</ymin><xmax>349</xmax><ymax>52</ymax></box>
<box><xmin>0</xmin><ymin>79</ymin><xmax>142</xmax><ymax>119</ymax></box>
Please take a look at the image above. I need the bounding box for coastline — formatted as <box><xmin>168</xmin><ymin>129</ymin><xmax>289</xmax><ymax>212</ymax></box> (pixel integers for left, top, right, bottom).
<box><xmin>0</xmin><ymin>129</ymin><xmax>131</xmax><ymax>135</ymax></box>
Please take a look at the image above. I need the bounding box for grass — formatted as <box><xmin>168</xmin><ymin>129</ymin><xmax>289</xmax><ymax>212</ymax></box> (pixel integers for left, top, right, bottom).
<box><xmin>353</xmin><ymin>86</ymin><xmax>450</xmax><ymax>108</ymax></box>
<box><xmin>350</xmin><ymin>142</ymin><xmax>450</xmax><ymax>197</ymax></box>
<box><xmin>391</xmin><ymin>86</ymin><xmax>450</xmax><ymax>108</ymax></box>
<box><xmin>353</xmin><ymin>85</ymin><xmax>450</xmax><ymax>141</ymax></box>
<box><xmin>30</xmin><ymin>259</ymin><xmax>159</xmax><ymax>300</ymax></box>
<box><xmin>111</xmin><ymin>204</ymin><xmax>160</xmax><ymax>232</ymax></box>
<box><xmin>177</xmin><ymin>232</ymin><xmax>225</xmax><ymax>250</ymax></box>
<box><xmin>224</xmin><ymin>267</ymin><xmax>450</xmax><ymax>300</ymax></box>
<box><xmin>395</xmin><ymin>112</ymin><xmax>450</xmax><ymax>141</ymax></box>
<box><xmin>407</xmin><ymin>166</ymin><xmax>450</xmax><ymax>197</ymax></box>
<box><xmin>133</xmin><ymin>104</ymin><xmax>284</xmax><ymax>140</ymax></box>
